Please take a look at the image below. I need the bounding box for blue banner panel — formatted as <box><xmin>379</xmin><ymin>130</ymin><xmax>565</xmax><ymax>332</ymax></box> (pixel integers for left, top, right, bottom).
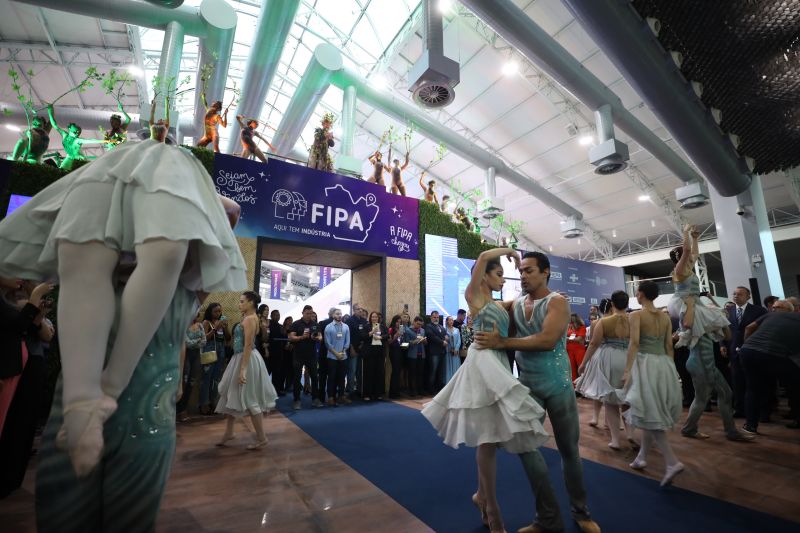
<box><xmin>212</xmin><ymin>154</ymin><xmax>419</xmax><ymax>260</ymax></box>
<box><xmin>545</xmin><ymin>254</ymin><xmax>626</xmax><ymax>320</ymax></box>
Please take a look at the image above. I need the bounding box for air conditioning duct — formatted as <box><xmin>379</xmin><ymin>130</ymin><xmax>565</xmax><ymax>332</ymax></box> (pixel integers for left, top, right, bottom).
<box><xmin>589</xmin><ymin>105</ymin><xmax>629</xmax><ymax>174</ymax></box>
<box><xmin>478</xmin><ymin>166</ymin><xmax>505</xmax><ymax>219</ymax></box>
<box><xmin>675</xmin><ymin>180</ymin><xmax>710</xmax><ymax>209</ymax></box>
<box><xmin>408</xmin><ymin>0</ymin><xmax>460</xmax><ymax>108</ymax></box>
<box><xmin>560</xmin><ymin>217</ymin><xmax>585</xmax><ymax>239</ymax></box>
<box><xmin>144</xmin><ymin>0</ymin><xmax>184</xmax><ymax>6</ymax></box>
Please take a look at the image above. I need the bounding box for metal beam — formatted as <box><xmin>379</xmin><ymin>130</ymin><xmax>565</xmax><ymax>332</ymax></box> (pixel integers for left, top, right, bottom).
<box><xmin>36</xmin><ymin>8</ymin><xmax>84</xmax><ymax>109</ymax></box>
<box><xmin>0</xmin><ymin>40</ymin><xmax>132</xmax><ymax>56</ymax></box>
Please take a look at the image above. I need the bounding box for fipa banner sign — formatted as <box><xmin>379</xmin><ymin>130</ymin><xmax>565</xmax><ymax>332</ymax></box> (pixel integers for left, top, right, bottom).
<box><xmin>213</xmin><ymin>154</ymin><xmax>419</xmax><ymax>260</ymax></box>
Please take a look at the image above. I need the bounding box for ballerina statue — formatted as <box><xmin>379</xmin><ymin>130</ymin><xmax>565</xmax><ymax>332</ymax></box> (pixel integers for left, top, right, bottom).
<box><xmin>387</xmin><ymin>145</ymin><xmax>409</xmax><ymax>196</ymax></box>
<box><xmin>46</xmin><ymin>104</ymin><xmax>108</xmax><ymax>171</ymax></box>
<box><xmin>419</xmin><ymin>171</ymin><xmax>439</xmax><ymax>206</ymax></box>
<box><xmin>368</xmin><ymin>150</ymin><xmax>390</xmax><ymax>186</ymax></box>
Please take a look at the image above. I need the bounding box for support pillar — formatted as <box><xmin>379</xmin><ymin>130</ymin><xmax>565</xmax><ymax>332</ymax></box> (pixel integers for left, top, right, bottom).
<box><xmin>336</xmin><ymin>85</ymin><xmax>361</xmax><ymax>176</ymax></box>
<box><xmin>710</xmin><ymin>175</ymin><xmax>783</xmax><ymax>300</ymax></box>
<box><xmin>154</xmin><ymin>21</ymin><xmax>184</xmax><ymax>136</ymax></box>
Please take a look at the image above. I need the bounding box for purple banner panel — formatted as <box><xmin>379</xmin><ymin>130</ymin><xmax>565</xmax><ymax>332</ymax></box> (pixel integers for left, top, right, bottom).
<box><xmin>212</xmin><ymin>154</ymin><xmax>419</xmax><ymax>260</ymax></box>
<box><xmin>319</xmin><ymin>266</ymin><xmax>332</xmax><ymax>288</ymax></box>
<box><xmin>270</xmin><ymin>269</ymin><xmax>282</xmax><ymax>299</ymax></box>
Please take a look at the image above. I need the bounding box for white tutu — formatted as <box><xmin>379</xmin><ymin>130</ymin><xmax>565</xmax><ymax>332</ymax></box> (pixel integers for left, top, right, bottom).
<box><xmin>574</xmin><ymin>343</ymin><xmax>627</xmax><ymax>405</ymax></box>
<box><xmin>0</xmin><ymin>139</ymin><xmax>246</xmax><ymax>292</ymax></box>
<box><xmin>619</xmin><ymin>352</ymin><xmax>682</xmax><ymax>431</ymax></box>
<box><xmin>421</xmin><ymin>344</ymin><xmax>549</xmax><ymax>454</ymax></box>
<box><xmin>667</xmin><ymin>294</ymin><xmax>730</xmax><ymax>349</ymax></box>
<box><xmin>216</xmin><ymin>349</ymin><xmax>277</xmax><ymax>416</ymax></box>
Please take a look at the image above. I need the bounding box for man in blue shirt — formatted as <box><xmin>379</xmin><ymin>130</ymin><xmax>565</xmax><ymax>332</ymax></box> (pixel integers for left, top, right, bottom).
<box><xmin>403</xmin><ymin>316</ymin><xmax>428</xmax><ymax>397</ymax></box>
<box><xmin>324</xmin><ymin>308</ymin><xmax>350</xmax><ymax>406</ymax></box>
<box><xmin>425</xmin><ymin>310</ymin><xmax>448</xmax><ymax>393</ymax></box>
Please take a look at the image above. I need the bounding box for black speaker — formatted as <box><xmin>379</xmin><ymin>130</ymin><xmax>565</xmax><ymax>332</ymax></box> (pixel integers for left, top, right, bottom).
<box><xmin>748</xmin><ymin>277</ymin><xmax>761</xmax><ymax>308</ymax></box>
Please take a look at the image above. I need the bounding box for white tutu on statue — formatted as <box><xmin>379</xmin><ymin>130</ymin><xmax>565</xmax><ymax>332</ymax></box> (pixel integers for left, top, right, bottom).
<box><xmin>421</xmin><ymin>344</ymin><xmax>549</xmax><ymax>453</ymax></box>
<box><xmin>216</xmin><ymin>348</ymin><xmax>277</xmax><ymax>416</ymax></box>
<box><xmin>0</xmin><ymin>139</ymin><xmax>246</xmax><ymax>292</ymax></box>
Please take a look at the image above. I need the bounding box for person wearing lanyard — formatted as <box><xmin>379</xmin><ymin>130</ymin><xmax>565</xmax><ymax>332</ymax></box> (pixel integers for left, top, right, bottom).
<box><xmin>324</xmin><ymin>309</ymin><xmax>350</xmax><ymax>406</ymax></box>
<box><xmin>288</xmin><ymin>305</ymin><xmax>322</xmax><ymax>410</ymax></box>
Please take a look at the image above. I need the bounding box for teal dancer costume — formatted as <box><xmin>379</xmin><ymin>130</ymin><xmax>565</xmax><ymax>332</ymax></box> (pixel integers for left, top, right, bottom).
<box><xmin>513</xmin><ymin>292</ymin><xmax>593</xmax><ymax>531</ymax></box>
<box><xmin>36</xmin><ymin>285</ymin><xmax>196</xmax><ymax>532</ymax></box>
<box><xmin>422</xmin><ymin>302</ymin><xmax>547</xmax><ymax>453</ymax></box>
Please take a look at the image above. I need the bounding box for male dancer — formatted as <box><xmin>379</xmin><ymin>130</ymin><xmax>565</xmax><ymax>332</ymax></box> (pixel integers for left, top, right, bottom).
<box><xmin>475</xmin><ymin>251</ymin><xmax>600</xmax><ymax>533</ymax></box>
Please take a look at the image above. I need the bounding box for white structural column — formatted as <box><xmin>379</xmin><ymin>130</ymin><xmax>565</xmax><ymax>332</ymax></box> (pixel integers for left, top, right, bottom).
<box><xmin>336</xmin><ymin>85</ymin><xmax>361</xmax><ymax>176</ymax></box>
<box><xmin>709</xmin><ymin>175</ymin><xmax>783</xmax><ymax>299</ymax></box>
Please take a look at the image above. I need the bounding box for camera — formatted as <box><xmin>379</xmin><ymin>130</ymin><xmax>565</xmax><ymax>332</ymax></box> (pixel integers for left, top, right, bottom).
<box><xmin>736</xmin><ymin>205</ymin><xmax>745</xmax><ymax>216</ymax></box>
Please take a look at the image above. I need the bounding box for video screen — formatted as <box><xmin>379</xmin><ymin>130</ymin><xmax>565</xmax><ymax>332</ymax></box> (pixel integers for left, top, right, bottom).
<box><xmin>6</xmin><ymin>194</ymin><xmax>32</xmax><ymax>217</ymax></box>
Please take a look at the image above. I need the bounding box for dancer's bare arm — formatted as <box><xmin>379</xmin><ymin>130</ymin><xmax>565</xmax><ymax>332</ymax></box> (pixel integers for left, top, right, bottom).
<box><xmin>622</xmin><ymin>312</ymin><xmax>640</xmax><ymax>384</ymax></box>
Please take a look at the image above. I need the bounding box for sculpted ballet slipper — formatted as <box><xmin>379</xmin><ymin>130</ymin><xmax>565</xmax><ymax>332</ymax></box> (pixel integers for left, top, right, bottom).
<box><xmin>629</xmin><ymin>458</ymin><xmax>647</xmax><ymax>470</ymax></box>
<box><xmin>55</xmin><ymin>395</ymin><xmax>118</xmax><ymax>478</ymax></box>
<box><xmin>246</xmin><ymin>439</ymin><xmax>269</xmax><ymax>450</ymax></box>
<box><xmin>215</xmin><ymin>434</ymin><xmax>236</xmax><ymax>447</ymax></box>
<box><xmin>660</xmin><ymin>462</ymin><xmax>685</xmax><ymax>487</ymax></box>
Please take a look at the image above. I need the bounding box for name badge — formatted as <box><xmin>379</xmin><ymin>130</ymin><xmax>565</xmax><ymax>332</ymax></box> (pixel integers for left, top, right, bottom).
<box><xmin>336</xmin><ymin>332</ymin><xmax>343</xmax><ymax>338</ymax></box>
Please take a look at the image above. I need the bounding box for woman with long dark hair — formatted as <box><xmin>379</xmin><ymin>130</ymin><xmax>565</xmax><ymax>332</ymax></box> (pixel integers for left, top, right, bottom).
<box><xmin>387</xmin><ymin>314</ymin><xmax>404</xmax><ymax>399</ymax></box>
<box><xmin>566</xmin><ymin>313</ymin><xmax>587</xmax><ymax>385</ymax></box>
<box><xmin>422</xmin><ymin>248</ymin><xmax>548</xmax><ymax>533</ymax></box>
<box><xmin>177</xmin><ymin>310</ymin><xmax>205</xmax><ymax>421</ymax></box>
<box><xmin>362</xmin><ymin>311</ymin><xmax>388</xmax><ymax>401</ymax></box>
<box><xmin>215</xmin><ymin>291</ymin><xmax>276</xmax><ymax>449</ymax></box>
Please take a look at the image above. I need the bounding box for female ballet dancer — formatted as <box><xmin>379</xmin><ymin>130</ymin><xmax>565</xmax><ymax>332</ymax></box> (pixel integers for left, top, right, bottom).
<box><xmin>576</xmin><ymin>292</ymin><xmax>636</xmax><ymax>450</ymax></box>
<box><xmin>576</xmin><ymin>298</ymin><xmax>612</xmax><ymax>428</ymax></box>
<box><xmin>0</xmin><ymin>99</ymin><xmax>247</xmax><ymax>476</ymax></box>
<box><xmin>215</xmin><ymin>291</ymin><xmax>277</xmax><ymax>449</ymax></box>
<box><xmin>422</xmin><ymin>247</ymin><xmax>548</xmax><ymax>533</ymax></box>
<box><xmin>621</xmin><ymin>281</ymin><xmax>684</xmax><ymax>487</ymax></box>
<box><xmin>668</xmin><ymin>224</ymin><xmax>729</xmax><ymax>348</ymax></box>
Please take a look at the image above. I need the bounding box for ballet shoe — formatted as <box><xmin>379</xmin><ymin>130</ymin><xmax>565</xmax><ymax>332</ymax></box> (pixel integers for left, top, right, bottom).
<box><xmin>246</xmin><ymin>438</ymin><xmax>269</xmax><ymax>450</ymax></box>
<box><xmin>629</xmin><ymin>458</ymin><xmax>647</xmax><ymax>470</ymax></box>
<box><xmin>588</xmin><ymin>420</ymin><xmax>598</xmax><ymax>428</ymax></box>
<box><xmin>660</xmin><ymin>462</ymin><xmax>685</xmax><ymax>487</ymax></box>
<box><xmin>471</xmin><ymin>493</ymin><xmax>489</xmax><ymax>526</ymax></box>
<box><xmin>56</xmin><ymin>395</ymin><xmax>118</xmax><ymax>478</ymax></box>
<box><xmin>575</xmin><ymin>519</ymin><xmax>602</xmax><ymax>533</ymax></box>
<box><xmin>608</xmin><ymin>442</ymin><xmax>621</xmax><ymax>451</ymax></box>
<box><xmin>215</xmin><ymin>434</ymin><xmax>235</xmax><ymax>447</ymax></box>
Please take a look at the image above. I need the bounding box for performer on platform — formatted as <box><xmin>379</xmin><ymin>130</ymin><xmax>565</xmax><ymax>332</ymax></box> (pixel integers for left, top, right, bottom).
<box><xmin>474</xmin><ymin>251</ymin><xmax>601</xmax><ymax>533</ymax></box>
<box><xmin>387</xmin><ymin>145</ymin><xmax>409</xmax><ymax>196</ymax></box>
<box><xmin>419</xmin><ymin>171</ymin><xmax>439</xmax><ymax>206</ymax></box>
<box><xmin>308</xmin><ymin>112</ymin><xmax>335</xmax><ymax>173</ymax></box>
<box><xmin>423</xmin><ymin>248</ymin><xmax>548</xmax><ymax>533</ymax></box>
<box><xmin>368</xmin><ymin>150</ymin><xmax>389</xmax><ymax>186</ymax></box>
<box><xmin>103</xmin><ymin>101</ymin><xmax>131</xmax><ymax>151</ymax></box>
<box><xmin>196</xmin><ymin>95</ymin><xmax>227</xmax><ymax>152</ymax></box>
<box><xmin>149</xmin><ymin>97</ymin><xmax>171</xmax><ymax>143</ymax></box>
<box><xmin>8</xmin><ymin>115</ymin><xmax>51</xmax><ymax>164</ymax></box>
<box><xmin>47</xmin><ymin>104</ymin><xmax>107</xmax><ymax>171</ymax></box>
<box><xmin>236</xmin><ymin>116</ymin><xmax>274</xmax><ymax>163</ymax></box>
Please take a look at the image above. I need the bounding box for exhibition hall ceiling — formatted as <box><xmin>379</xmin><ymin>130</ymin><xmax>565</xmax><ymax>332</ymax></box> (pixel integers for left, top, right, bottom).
<box><xmin>0</xmin><ymin>0</ymin><xmax>798</xmax><ymax>261</ymax></box>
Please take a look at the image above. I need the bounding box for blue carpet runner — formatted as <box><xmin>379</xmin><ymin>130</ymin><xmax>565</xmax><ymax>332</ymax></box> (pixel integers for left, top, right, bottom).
<box><xmin>276</xmin><ymin>396</ymin><xmax>798</xmax><ymax>533</ymax></box>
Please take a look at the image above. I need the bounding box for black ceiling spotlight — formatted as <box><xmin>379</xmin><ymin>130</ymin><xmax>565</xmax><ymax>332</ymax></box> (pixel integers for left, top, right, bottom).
<box><xmin>589</xmin><ymin>104</ymin><xmax>629</xmax><ymax>174</ymax></box>
<box><xmin>144</xmin><ymin>0</ymin><xmax>184</xmax><ymax>7</ymax></box>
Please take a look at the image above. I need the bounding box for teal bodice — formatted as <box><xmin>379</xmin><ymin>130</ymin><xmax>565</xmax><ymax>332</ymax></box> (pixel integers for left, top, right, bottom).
<box><xmin>473</xmin><ymin>302</ymin><xmax>510</xmax><ymax>337</ymax></box>
<box><xmin>513</xmin><ymin>292</ymin><xmax>572</xmax><ymax>393</ymax></box>
<box><xmin>639</xmin><ymin>334</ymin><xmax>666</xmax><ymax>355</ymax></box>
<box><xmin>603</xmin><ymin>337</ymin><xmax>629</xmax><ymax>349</ymax></box>
<box><xmin>233</xmin><ymin>322</ymin><xmax>245</xmax><ymax>354</ymax></box>
<box><xmin>674</xmin><ymin>272</ymin><xmax>700</xmax><ymax>297</ymax></box>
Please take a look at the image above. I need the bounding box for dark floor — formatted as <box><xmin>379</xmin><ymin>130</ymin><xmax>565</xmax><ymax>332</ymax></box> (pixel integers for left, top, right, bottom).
<box><xmin>2</xmin><ymin>396</ymin><xmax>798</xmax><ymax>531</ymax></box>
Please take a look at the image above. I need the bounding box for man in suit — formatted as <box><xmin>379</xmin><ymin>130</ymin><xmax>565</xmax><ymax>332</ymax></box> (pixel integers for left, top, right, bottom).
<box><xmin>424</xmin><ymin>311</ymin><xmax>448</xmax><ymax>393</ymax></box>
<box><xmin>722</xmin><ymin>286</ymin><xmax>767</xmax><ymax>417</ymax></box>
